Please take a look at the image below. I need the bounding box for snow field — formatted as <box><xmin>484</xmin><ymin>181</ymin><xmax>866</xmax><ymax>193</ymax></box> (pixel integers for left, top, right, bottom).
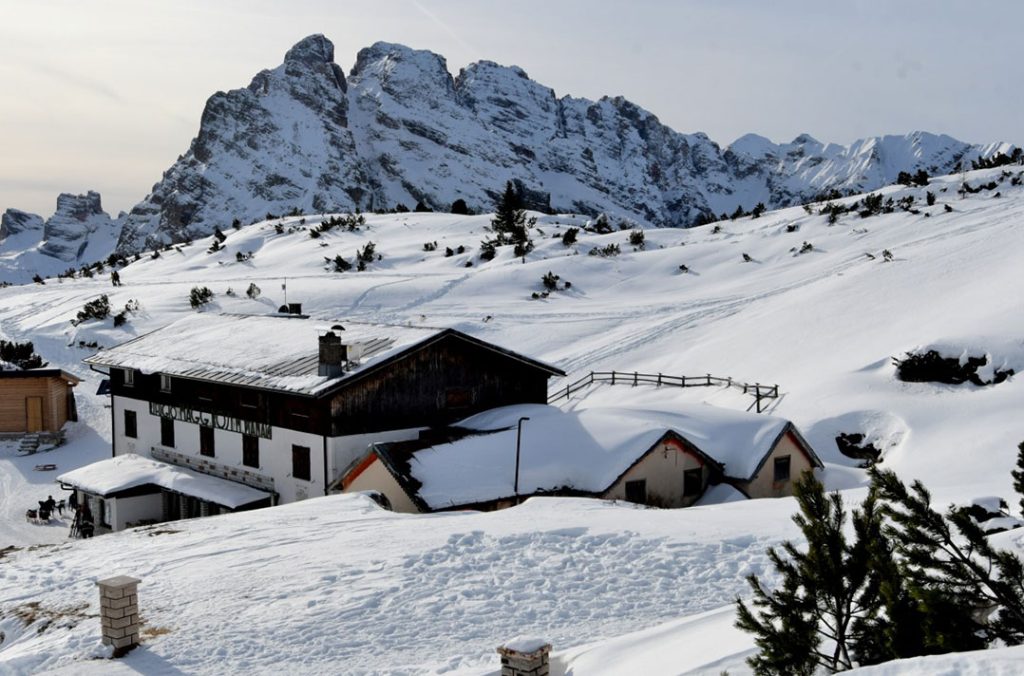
<box><xmin>1</xmin><ymin>165</ymin><xmax>1023</xmax><ymax>672</ymax></box>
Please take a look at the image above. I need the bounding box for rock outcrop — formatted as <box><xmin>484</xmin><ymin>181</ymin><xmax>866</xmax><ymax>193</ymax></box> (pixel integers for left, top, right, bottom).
<box><xmin>0</xmin><ymin>209</ymin><xmax>44</xmax><ymax>240</ymax></box>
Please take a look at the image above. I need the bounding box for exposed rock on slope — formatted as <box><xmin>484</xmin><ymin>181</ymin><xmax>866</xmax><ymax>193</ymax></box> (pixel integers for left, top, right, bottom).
<box><xmin>0</xmin><ymin>209</ymin><xmax>44</xmax><ymax>240</ymax></box>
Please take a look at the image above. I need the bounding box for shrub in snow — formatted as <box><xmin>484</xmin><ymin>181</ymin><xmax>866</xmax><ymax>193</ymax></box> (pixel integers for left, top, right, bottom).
<box><xmin>479</xmin><ymin>240</ymin><xmax>496</xmax><ymax>261</ymax></box>
<box><xmin>730</xmin><ymin>205</ymin><xmax>746</xmax><ymax>220</ymax></box>
<box><xmin>785</xmin><ymin>223</ymin><xmax>800</xmax><ymax>233</ymax></box>
<box><xmin>799</xmin><ymin>241</ymin><xmax>813</xmax><ymax>254</ymax></box>
<box><xmin>450</xmin><ymin>198</ymin><xmax>469</xmax><ymax>215</ymax></box>
<box><xmin>541</xmin><ymin>271</ymin><xmax>560</xmax><ymax>290</ymax></box>
<box><xmin>678</xmin><ymin>264</ymin><xmax>689</xmax><ymax>273</ymax></box>
<box><xmin>588</xmin><ymin>213</ymin><xmax>613</xmax><ymax>234</ymax></box>
<box><xmin>73</xmin><ymin>295</ymin><xmax>111</xmax><ymax>325</ymax></box>
<box><xmin>588</xmin><ymin>243</ymin><xmax>620</xmax><ymax>258</ymax></box>
<box><xmin>414</xmin><ymin>201</ymin><xmax>432</xmax><ymax>213</ymax></box>
<box><xmin>742</xmin><ymin>253</ymin><xmax>753</xmax><ymax>262</ymax></box>
<box><xmin>357</xmin><ymin>241</ymin><xmax>376</xmax><ymax>267</ymax></box>
<box><xmin>423</xmin><ymin>241</ymin><xmax>437</xmax><ymax>252</ymax></box>
<box><xmin>892</xmin><ymin>350</ymin><xmax>1014</xmax><ymax>386</ymax></box>
<box><xmin>0</xmin><ymin>340</ymin><xmax>46</xmax><ymax>369</ymax></box>
<box><xmin>394</xmin><ymin>203</ymin><xmax>409</xmax><ymax>213</ymax></box>
<box><xmin>628</xmin><ymin>229</ymin><xmax>645</xmax><ymax>249</ymax></box>
<box><xmin>213</xmin><ymin>227</ymin><xmax>228</xmax><ymax>243</ymax></box>
<box><xmin>834</xmin><ymin>432</ymin><xmax>881</xmax><ymax>466</ymax></box>
<box><xmin>750</xmin><ymin>202</ymin><xmax>766</xmax><ymax>219</ymax></box>
<box><xmin>328</xmin><ymin>255</ymin><xmax>352</xmax><ymax>273</ymax></box>
<box><xmin>231</xmin><ymin>218</ymin><xmax>242</xmax><ymax>230</ymax></box>
<box><xmin>561</xmin><ymin>227</ymin><xmax>579</xmax><ymax>246</ymax></box>
<box><xmin>926</xmin><ymin>191</ymin><xmax>936</xmax><ymax>206</ymax></box>
<box><xmin>882</xmin><ymin>249</ymin><xmax>893</xmax><ymax>262</ymax></box>
<box><xmin>246</xmin><ymin>282</ymin><xmax>261</xmax><ymax>299</ymax></box>
<box><xmin>189</xmin><ymin>286</ymin><xmax>214</xmax><ymax>309</ymax></box>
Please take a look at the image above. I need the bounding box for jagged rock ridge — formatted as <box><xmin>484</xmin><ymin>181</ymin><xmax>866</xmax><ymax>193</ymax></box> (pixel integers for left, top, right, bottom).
<box><xmin>23</xmin><ymin>35</ymin><xmax>1018</xmax><ymax>253</ymax></box>
<box><xmin>1</xmin><ymin>191</ymin><xmax>121</xmax><ymax>265</ymax></box>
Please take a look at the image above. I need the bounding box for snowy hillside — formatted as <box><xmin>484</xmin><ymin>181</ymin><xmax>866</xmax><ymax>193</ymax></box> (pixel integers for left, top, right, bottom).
<box><xmin>1</xmin><ymin>165</ymin><xmax>1023</xmax><ymax>672</ymax></box>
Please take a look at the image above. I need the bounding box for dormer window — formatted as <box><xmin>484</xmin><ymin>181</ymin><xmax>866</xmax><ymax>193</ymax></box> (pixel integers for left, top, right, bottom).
<box><xmin>160</xmin><ymin>374</ymin><xmax>172</xmax><ymax>392</ymax></box>
<box><xmin>123</xmin><ymin>369</ymin><xmax>135</xmax><ymax>387</ymax></box>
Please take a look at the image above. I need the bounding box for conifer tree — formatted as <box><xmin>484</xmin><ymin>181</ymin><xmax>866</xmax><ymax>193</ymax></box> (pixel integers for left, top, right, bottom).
<box><xmin>871</xmin><ymin>466</ymin><xmax>1024</xmax><ymax>646</ymax></box>
<box><xmin>736</xmin><ymin>472</ymin><xmax>882</xmax><ymax>674</ymax></box>
<box><xmin>1013</xmin><ymin>441</ymin><xmax>1024</xmax><ymax>517</ymax></box>
<box><xmin>483</xmin><ymin>181</ymin><xmax>534</xmax><ymax>259</ymax></box>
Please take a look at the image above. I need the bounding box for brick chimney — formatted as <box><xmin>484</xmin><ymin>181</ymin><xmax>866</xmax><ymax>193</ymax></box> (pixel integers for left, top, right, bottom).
<box><xmin>318</xmin><ymin>331</ymin><xmax>347</xmax><ymax>377</ymax></box>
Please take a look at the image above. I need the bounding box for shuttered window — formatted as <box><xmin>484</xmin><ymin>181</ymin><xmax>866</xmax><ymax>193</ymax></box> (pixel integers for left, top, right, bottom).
<box><xmin>243</xmin><ymin>435</ymin><xmax>260</xmax><ymax>468</ymax></box>
<box><xmin>292</xmin><ymin>445</ymin><xmax>311</xmax><ymax>481</ymax></box>
<box><xmin>124</xmin><ymin>410</ymin><xmax>137</xmax><ymax>438</ymax></box>
<box><xmin>200</xmin><ymin>426</ymin><xmax>215</xmax><ymax>457</ymax></box>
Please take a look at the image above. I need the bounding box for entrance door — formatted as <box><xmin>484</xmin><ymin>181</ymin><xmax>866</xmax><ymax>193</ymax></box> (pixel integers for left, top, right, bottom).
<box><xmin>26</xmin><ymin>397</ymin><xmax>43</xmax><ymax>432</ymax></box>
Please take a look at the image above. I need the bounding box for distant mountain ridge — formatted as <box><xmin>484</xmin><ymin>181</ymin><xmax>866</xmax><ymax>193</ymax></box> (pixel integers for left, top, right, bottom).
<box><xmin>1</xmin><ymin>34</ymin><xmax>1017</xmax><ymax>261</ymax></box>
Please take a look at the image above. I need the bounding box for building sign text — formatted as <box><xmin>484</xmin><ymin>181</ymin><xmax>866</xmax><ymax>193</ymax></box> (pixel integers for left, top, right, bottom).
<box><xmin>149</xmin><ymin>402</ymin><xmax>272</xmax><ymax>439</ymax></box>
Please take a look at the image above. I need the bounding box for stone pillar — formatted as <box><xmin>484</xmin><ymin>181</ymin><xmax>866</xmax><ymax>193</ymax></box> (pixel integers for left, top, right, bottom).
<box><xmin>496</xmin><ymin>639</ymin><xmax>551</xmax><ymax>676</ymax></box>
<box><xmin>97</xmin><ymin>575</ymin><xmax>141</xmax><ymax>655</ymax></box>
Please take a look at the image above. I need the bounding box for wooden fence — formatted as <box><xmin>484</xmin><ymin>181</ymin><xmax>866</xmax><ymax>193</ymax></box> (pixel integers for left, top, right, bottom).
<box><xmin>547</xmin><ymin>370</ymin><xmax>780</xmax><ymax>413</ymax></box>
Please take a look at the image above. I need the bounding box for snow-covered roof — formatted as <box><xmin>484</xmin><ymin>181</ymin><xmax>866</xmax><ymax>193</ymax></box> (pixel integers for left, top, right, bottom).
<box><xmin>57</xmin><ymin>454</ymin><xmax>271</xmax><ymax>509</ymax></box>
<box><xmin>82</xmin><ymin>313</ymin><xmax>561</xmax><ymax>396</ymax></box>
<box><xmin>370</xmin><ymin>403</ymin><xmax>816</xmax><ymax>510</ymax></box>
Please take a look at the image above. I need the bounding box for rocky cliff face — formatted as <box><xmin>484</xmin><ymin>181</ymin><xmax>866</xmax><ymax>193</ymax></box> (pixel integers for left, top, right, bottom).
<box><xmin>0</xmin><ymin>209</ymin><xmax>44</xmax><ymax>240</ymax></box>
<box><xmin>98</xmin><ymin>35</ymin><xmax>1016</xmax><ymax>252</ymax></box>
<box><xmin>0</xmin><ymin>191</ymin><xmax>121</xmax><ymax>264</ymax></box>
<box><xmin>40</xmin><ymin>191</ymin><xmax>121</xmax><ymax>261</ymax></box>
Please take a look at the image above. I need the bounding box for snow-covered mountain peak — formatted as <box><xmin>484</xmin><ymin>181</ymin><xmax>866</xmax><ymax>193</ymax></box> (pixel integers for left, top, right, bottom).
<box><xmin>283</xmin><ymin>32</ymin><xmax>336</xmax><ymax>66</ymax></box>
<box><xmin>6</xmin><ymin>34</ymin><xmax>1018</xmax><ymax>264</ymax></box>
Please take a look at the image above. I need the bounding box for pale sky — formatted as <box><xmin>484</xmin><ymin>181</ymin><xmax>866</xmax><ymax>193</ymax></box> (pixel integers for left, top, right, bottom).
<box><xmin>2</xmin><ymin>0</ymin><xmax>1021</xmax><ymax>218</ymax></box>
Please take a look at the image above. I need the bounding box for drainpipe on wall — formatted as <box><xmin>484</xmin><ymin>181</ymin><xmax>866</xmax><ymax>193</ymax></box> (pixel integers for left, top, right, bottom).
<box><xmin>322</xmin><ymin>436</ymin><xmax>329</xmax><ymax>496</ymax></box>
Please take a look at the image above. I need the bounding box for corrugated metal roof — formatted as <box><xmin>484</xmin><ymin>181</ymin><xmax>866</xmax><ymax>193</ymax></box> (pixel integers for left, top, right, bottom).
<box><xmin>82</xmin><ymin>313</ymin><xmax>562</xmax><ymax>397</ymax></box>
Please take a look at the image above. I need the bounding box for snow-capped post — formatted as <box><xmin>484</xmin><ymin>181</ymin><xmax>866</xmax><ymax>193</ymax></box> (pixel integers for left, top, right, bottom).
<box><xmin>96</xmin><ymin>575</ymin><xmax>141</xmax><ymax>656</ymax></box>
<box><xmin>496</xmin><ymin>637</ymin><xmax>551</xmax><ymax>676</ymax></box>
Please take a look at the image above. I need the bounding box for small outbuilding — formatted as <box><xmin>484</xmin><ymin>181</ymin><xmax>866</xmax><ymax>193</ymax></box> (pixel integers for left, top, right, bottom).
<box><xmin>57</xmin><ymin>453</ymin><xmax>273</xmax><ymax>533</ymax></box>
<box><xmin>340</xmin><ymin>403</ymin><xmax>823</xmax><ymax>512</ymax></box>
<box><xmin>0</xmin><ymin>369</ymin><xmax>80</xmax><ymax>434</ymax></box>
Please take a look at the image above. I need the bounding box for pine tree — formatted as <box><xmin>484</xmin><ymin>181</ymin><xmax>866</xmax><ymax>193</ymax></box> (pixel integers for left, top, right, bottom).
<box><xmin>1012</xmin><ymin>441</ymin><xmax>1024</xmax><ymax>517</ymax></box>
<box><xmin>871</xmin><ymin>467</ymin><xmax>1024</xmax><ymax>646</ymax></box>
<box><xmin>736</xmin><ymin>472</ymin><xmax>881</xmax><ymax>674</ymax></box>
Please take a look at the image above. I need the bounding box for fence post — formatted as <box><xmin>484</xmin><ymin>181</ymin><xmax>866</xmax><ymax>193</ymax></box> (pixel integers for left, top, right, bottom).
<box><xmin>633</xmin><ymin>371</ymin><xmax>638</xmax><ymax>386</ymax></box>
<box><xmin>681</xmin><ymin>375</ymin><xmax>686</xmax><ymax>387</ymax></box>
<box><xmin>706</xmin><ymin>373</ymin><xmax>711</xmax><ymax>386</ymax></box>
<box><xmin>657</xmin><ymin>373</ymin><xmax>662</xmax><ymax>387</ymax></box>
<box><xmin>565</xmin><ymin>384</ymin><xmax>570</xmax><ymax>400</ymax></box>
<box><xmin>611</xmin><ymin>371</ymin><xmax>616</xmax><ymax>385</ymax></box>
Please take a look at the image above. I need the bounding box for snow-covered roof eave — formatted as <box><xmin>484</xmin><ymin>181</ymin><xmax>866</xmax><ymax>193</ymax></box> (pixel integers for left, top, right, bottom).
<box><xmin>57</xmin><ymin>454</ymin><xmax>272</xmax><ymax>509</ymax></box>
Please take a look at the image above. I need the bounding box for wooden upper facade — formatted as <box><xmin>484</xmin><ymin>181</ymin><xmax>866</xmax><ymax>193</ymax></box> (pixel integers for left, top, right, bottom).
<box><xmin>97</xmin><ymin>316</ymin><xmax>564</xmax><ymax>438</ymax></box>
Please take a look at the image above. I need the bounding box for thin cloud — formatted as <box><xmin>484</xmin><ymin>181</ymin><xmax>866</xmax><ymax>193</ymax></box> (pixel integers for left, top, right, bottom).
<box><xmin>22</xmin><ymin>59</ymin><xmax>125</xmax><ymax>104</ymax></box>
<box><xmin>407</xmin><ymin>0</ymin><xmax>479</xmax><ymax>57</ymax></box>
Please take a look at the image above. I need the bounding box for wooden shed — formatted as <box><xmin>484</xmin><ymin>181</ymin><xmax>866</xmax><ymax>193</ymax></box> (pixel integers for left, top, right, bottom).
<box><xmin>0</xmin><ymin>369</ymin><xmax>80</xmax><ymax>434</ymax></box>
